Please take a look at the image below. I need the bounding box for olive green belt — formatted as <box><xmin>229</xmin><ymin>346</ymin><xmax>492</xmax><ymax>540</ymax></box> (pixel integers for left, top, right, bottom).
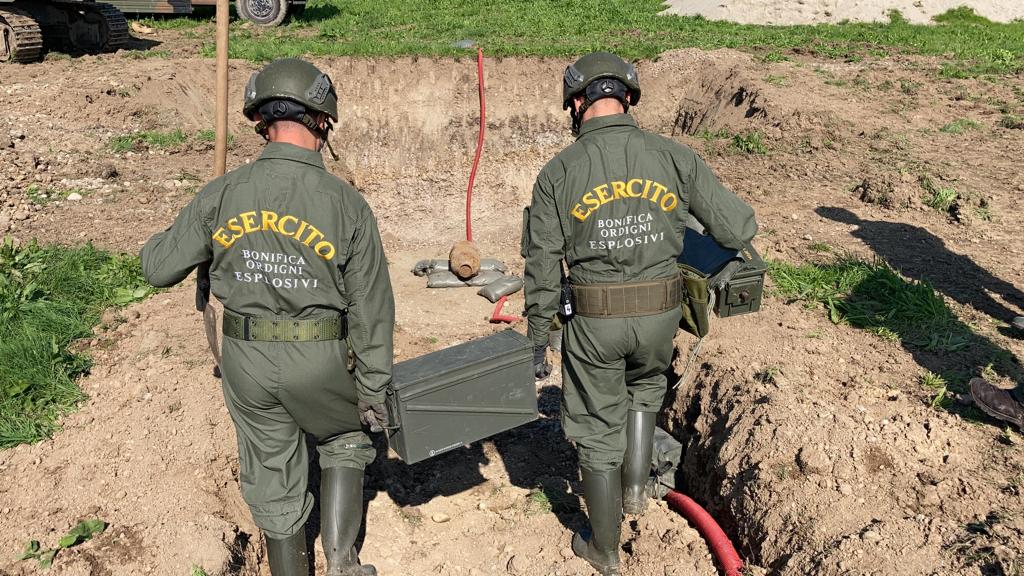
<box><xmin>571</xmin><ymin>276</ymin><xmax>682</xmax><ymax>318</ymax></box>
<box><xmin>222</xmin><ymin>310</ymin><xmax>347</xmax><ymax>342</ymax></box>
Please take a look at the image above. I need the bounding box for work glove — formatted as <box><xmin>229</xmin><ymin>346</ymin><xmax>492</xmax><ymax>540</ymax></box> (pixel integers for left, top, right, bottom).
<box><xmin>534</xmin><ymin>344</ymin><xmax>552</xmax><ymax>381</ymax></box>
<box><xmin>358</xmin><ymin>400</ymin><xmax>389</xmax><ymax>433</ymax></box>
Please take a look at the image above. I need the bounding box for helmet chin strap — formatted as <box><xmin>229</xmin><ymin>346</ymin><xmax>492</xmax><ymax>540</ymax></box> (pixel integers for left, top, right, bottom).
<box><xmin>320</xmin><ymin>126</ymin><xmax>339</xmax><ymax>161</ymax></box>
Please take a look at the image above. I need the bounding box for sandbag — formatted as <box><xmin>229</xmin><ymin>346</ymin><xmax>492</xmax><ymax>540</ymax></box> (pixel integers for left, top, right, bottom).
<box><xmin>477</xmin><ymin>275</ymin><xmax>524</xmax><ymax>302</ymax></box>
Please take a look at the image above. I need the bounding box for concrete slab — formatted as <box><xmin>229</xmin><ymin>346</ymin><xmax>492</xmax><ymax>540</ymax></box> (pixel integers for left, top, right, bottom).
<box><xmin>660</xmin><ymin>0</ymin><xmax>1024</xmax><ymax>24</ymax></box>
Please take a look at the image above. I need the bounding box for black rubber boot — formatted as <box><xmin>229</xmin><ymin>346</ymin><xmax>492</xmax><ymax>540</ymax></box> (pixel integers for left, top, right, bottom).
<box><xmin>621</xmin><ymin>410</ymin><xmax>656</xmax><ymax>515</ymax></box>
<box><xmin>572</xmin><ymin>467</ymin><xmax>622</xmax><ymax>576</ymax></box>
<box><xmin>322</xmin><ymin>466</ymin><xmax>377</xmax><ymax>576</ymax></box>
<box><xmin>266</xmin><ymin>531</ymin><xmax>309</xmax><ymax>576</ymax></box>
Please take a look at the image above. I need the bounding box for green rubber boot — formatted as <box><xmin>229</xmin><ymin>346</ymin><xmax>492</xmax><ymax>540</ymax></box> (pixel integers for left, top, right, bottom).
<box><xmin>266</xmin><ymin>531</ymin><xmax>309</xmax><ymax>576</ymax></box>
<box><xmin>621</xmin><ymin>410</ymin><xmax>656</xmax><ymax>515</ymax></box>
<box><xmin>572</xmin><ymin>467</ymin><xmax>622</xmax><ymax>576</ymax></box>
<box><xmin>322</xmin><ymin>466</ymin><xmax>377</xmax><ymax>576</ymax></box>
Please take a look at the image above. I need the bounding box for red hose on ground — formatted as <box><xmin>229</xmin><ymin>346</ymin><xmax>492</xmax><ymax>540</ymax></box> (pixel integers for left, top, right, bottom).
<box><xmin>664</xmin><ymin>490</ymin><xmax>744</xmax><ymax>576</ymax></box>
<box><xmin>465</xmin><ymin>47</ymin><xmax>485</xmax><ymax>243</ymax></box>
<box><xmin>489</xmin><ymin>296</ymin><xmax>521</xmax><ymax>324</ymax></box>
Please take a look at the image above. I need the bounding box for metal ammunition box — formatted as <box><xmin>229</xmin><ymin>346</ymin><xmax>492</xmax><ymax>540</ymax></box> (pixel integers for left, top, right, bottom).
<box><xmin>386</xmin><ymin>330</ymin><xmax>537</xmax><ymax>464</ymax></box>
<box><xmin>678</xmin><ymin>225</ymin><xmax>766</xmax><ymax>319</ymax></box>
<box><xmin>717</xmin><ymin>243</ymin><xmax>766</xmax><ymax>318</ymax></box>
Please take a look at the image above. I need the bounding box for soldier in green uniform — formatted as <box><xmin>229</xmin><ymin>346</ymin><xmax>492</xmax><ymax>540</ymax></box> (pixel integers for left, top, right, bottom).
<box><xmin>141</xmin><ymin>58</ymin><xmax>392</xmax><ymax>576</ymax></box>
<box><xmin>522</xmin><ymin>52</ymin><xmax>757</xmax><ymax>575</ymax></box>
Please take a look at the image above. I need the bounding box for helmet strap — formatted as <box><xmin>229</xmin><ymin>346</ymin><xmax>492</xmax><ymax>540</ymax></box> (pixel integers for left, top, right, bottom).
<box><xmin>254</xmin><ymin>99</ymin><xmax>338</xmax><ymax>159</ymax></box>
<box><xmin>571</xmin><ymin>79</ymin><xmax>631</xmax><ymax>136</ymax></box>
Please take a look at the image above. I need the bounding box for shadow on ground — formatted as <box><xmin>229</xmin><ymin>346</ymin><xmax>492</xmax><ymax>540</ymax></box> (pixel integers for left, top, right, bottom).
<box><xmin>818</xmin><ymin>206</ymin><xmax>1023</xmax><ymax>422</ymax></box>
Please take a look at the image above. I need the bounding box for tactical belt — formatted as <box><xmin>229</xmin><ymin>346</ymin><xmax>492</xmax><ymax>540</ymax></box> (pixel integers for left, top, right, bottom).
<box><xmin>571</xmin><ymin>276</ymin><xmax>682</xmax><ymax>318</ymax></box>
<box><xmin>223</xmin><ymin>310</ymin><xmax>347</xmax><ymax>342</ymax></box>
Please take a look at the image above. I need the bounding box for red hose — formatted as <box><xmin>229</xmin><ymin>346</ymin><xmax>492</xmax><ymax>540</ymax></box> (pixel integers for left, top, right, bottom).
<box><xmin>664</xmin><ymin>490</ymin><xmax>744</xmax><ymax>576</ymax></box>
<box><xmin>489</xmin><ymin>296</ymin><xmax>521</xmax><ymax>324</ymax></box>
<box><xmin>465</xmin><ymin>47</ymin><xmax>485</xmax><ymax>243</ymax></box>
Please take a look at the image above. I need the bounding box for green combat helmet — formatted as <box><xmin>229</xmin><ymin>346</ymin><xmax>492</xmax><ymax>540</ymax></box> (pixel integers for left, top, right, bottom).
<box><xmin>243</xmin><ymin>58</ymin><xmax>340</xmax><ymax>157</ymax></box>
<box><xmin>562</xmin><ymin>51</ymin><xmax>640</xmax><ymax>134</ymax></box>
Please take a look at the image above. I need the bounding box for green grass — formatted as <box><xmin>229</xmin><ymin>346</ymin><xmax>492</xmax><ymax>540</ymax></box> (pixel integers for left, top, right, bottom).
<box><xmin>923</xmin><ymin>186</ymin><xmax>959</xmax><ymax>212</ymax></box>
<box><xmin>919</xmin><ymin>176</ymin><xmax>960</xmax><ymax>213</ymax></box>
<box><xmin>920</xmin><ymin>370</ymin><xmax>950</xmax><ymax>409</ymax></box>
<box><xmin>109</xmin><ymin>129</ymin><xmax>234</xmax><ymax>153</ymax></box>
<box><xmin>768</xmin><ymin>257</ymin><xmax>967</xmax><ymax>351</ymax></box>
<box><xmin>730</xmin><ymin>131</ymin><xmax>768</xmax><ymax>154</ymax></box>
<box><xmin>191</xmin><ymin>566</ymin><xmax>210</xmax><ymax>576</ymax></box>
<box><xmin>195</xmin><ymin>129</ymin><xmax>235</xmax><ymax>146</ymax></box>
<box><xmin>526</xmin><ymin>488</ymin><xmax>553</xmax><ymax>515</ymax></box>
<box><xmin>124</xmin><ymin>49</ymin><xmax>172</xmax><ymax>59</ymax></box>
<box><xmin>998</xmin><ymin>114</ymin><xmax>1024</xmax><ymax>129</ymax></box>
<box><xmin>939</xmin><ymin>118</ymin><xmax>982</xmax><ymax>134</ymax></box>
<box><xmin>109</xmin><ymin>129</ymin><xmax>188</xmax><ymax>152</ymax></box>
<box><xmin>0</xmin><ymin>239</ymin><xmax>153</xmax><ymax>448</ymax></box>
<box><xmin>149</xmin><ymin>2</ymin><xmax>1024</xmax><ymax>74</ymax></box>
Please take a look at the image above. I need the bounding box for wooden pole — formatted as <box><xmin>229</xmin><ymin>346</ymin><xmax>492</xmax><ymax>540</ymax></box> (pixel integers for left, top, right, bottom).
<box><xmin>198</xmin><ymin>0</ymin><xmax>230</xmax><ymax>378</ymax></box>
<box><xmin>214</xmin><ymin>0</ymin><xmax>229</xmax><ymax>177</ymax></box>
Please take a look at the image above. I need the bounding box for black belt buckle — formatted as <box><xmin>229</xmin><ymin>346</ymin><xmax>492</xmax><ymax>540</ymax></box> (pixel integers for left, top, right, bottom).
<box><xmin>242</xmin><ymin>316</ymin><xmax>252</xmax><ymax>341</ymax></box>
<box><xmin>339</xmin><ymin>314</ymin><xmax>349</xmax><ymax>340</ymax></box>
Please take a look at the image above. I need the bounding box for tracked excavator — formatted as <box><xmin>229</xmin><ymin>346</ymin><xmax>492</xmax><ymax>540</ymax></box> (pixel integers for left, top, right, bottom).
<box><xmin>1</xmin><ymin>0</ymin><xmax>128</xmax><ymax>63</ymax></box>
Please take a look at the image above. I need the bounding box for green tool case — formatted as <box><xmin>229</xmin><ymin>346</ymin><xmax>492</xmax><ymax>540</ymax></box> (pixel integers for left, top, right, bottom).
<box><xmin>386</xmin><ymin>329</ymin><xmax>537</xmax><ymax>464</ymax></box>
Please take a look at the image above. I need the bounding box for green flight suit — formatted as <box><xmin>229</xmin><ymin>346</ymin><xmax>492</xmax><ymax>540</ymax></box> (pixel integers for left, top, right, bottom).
<box><xmin>141</xmin><ymin>142</ymin><xmax>395</xmax><ymax>538</ymax></box>
<box><xmin>522</xmin><ymin>114</ymin><xmax>756</xmax><ymax>472</ymax></box>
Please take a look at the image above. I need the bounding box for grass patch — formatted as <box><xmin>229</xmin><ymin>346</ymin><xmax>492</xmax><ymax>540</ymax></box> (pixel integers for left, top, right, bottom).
<box><xmin>998</xmin><ymin>114</ymin><xmax>1024</xmax><ymax>129</ymax></box>
<box><xmin>526</xmin><ymin>488</ymin><xmax>553</xmax><ymax>515</ymax></box>
<box><xmin>109</xmin><ymin>129</ymin><xmax>233</xmax><ymax>153</ymax></box>
<box><xmin>754</xmin><ymin>366</ymin><xmax>780</xmax><ymax>385</ymax></box>
<box><xmin>730</xmin><ymin>131</ymin><xmax>768</xmax><ymax>154</ymax></box>
<box><xmin>124</xmin><ymin>49</ymin><xmax>172</xmax><ymax>59</ymax></box>
<box><xmin>131</xmin><ymin>15</ymin><xmax>209</xmax><ymax>30</ymax></box>
<box><xmin>899</xmin><ymin>79</ymin><xmax>922</xmax><ymax>95</ymax></box>
<box><xmin>191</xmin><ymin>566</ymin><xmax>210</xmax><ymax>576</ymax></box>
<box><xmin>698</xmin><ymin>129</ymin><xmax>731</xmax><ymax>142</ymax></box>
<box><xmin>920</xmin><ymin>370</ymin><xmax>950</xmax><ymax>409</ymax></box>
<box><xmin>939</xmin><ymin>118</ymin><xmax>982</xmax><ymax>134</ymax></box>
<box><xmin>176</xmin><ymin>2</ymin><xmax>1024</xmax><ymax>75</ymax></box>
<box><xmin>0</xmin><ymin>239</ymin><xmax>153</xmax><ymax>448</ymax></box>
<box><xmin>109</xmin><ymin>129</ymin><xmax>187</xmax><ymax>152</ymax></box>
<box><xmin>919</xmin><ymin>176</ymin><xmax>959</xmax><ymax>213</ymax></box>
<box><xmin>195</xmin><ymin>129</ymin><xmax>236</xmax><ymax>146</ymax></box>
<box><xmin>524</xmin><ymin>481</ymin><xmax>577</xmax><ymax>516</ymax></box>
<box><xmin>25</xmin><ymin>186</ymin><xmax>86</xmax><ymax>206</ymax></box>
<box><xmin>923</xmin><ymin>186</ymin><xmax>959</xmax><ymax>212</ymax></box>
<box><xmin>768</xmin><ymin>257</ymin><xmax>967</xmax><ymax>351</ymax></box>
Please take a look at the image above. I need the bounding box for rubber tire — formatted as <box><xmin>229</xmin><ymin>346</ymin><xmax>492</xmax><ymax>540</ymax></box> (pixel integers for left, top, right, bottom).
<box><xmin>235</xmin><ymin>0</ymin><xmax>288</xmax><ymax>27</ymax></box>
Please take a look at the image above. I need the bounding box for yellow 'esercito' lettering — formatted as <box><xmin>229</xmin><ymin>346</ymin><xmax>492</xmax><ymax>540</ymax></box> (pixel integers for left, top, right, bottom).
<box><xmin>278</xmin><ymin>215</ymin><xmax>299</xmax><ymax>237</ymax></box>
<box><xmin>570</xmin><ymin>179</ymin><xmax>681</xmax><ymax>222</ymax></box>
<box><xmin>611</xmin><ymin>181</ymin><xmax>629</xmax><ymax>200</ymax></box>
<box><xmin>211</xmin><ymin>212</ymin><xmax>336</xmax><ymax>260</ymax></box>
